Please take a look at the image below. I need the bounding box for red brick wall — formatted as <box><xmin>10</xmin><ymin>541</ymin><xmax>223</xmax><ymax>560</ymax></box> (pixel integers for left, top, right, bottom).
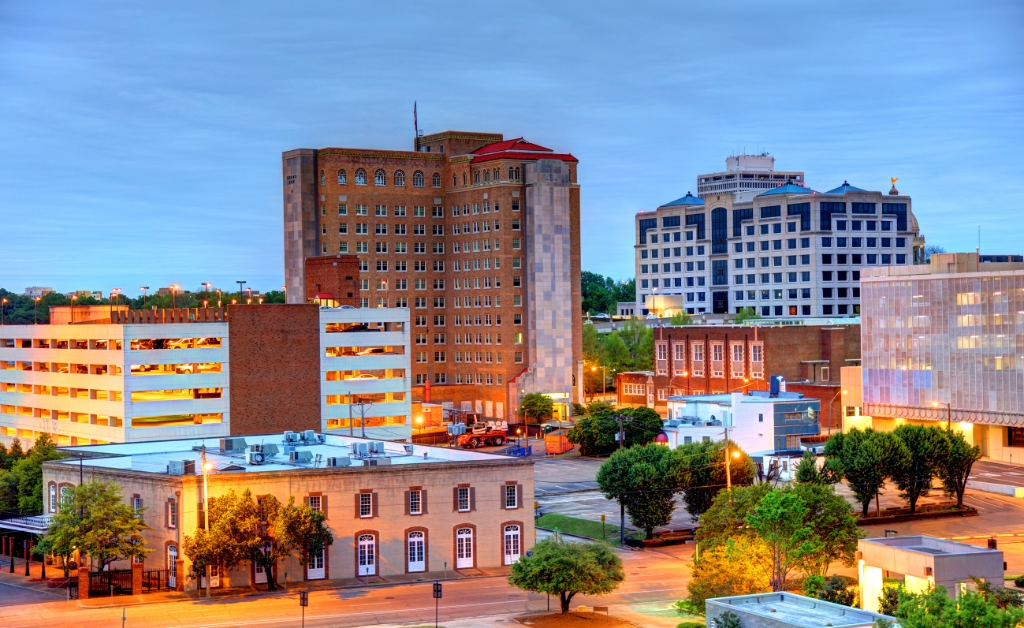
<box><xmin>785</xmin><ymin>383</ymin><xmax>843</xmax><ymax>433</ymax></box>
<box><xmin>305</xmin><ymin>255</ymin><xmax>360</xmax><ymax>305</ymax></box>
<box><xmin>228</xmin><ymin>304</ymin><xmax>322</xmax><ymax>435</ymax></box>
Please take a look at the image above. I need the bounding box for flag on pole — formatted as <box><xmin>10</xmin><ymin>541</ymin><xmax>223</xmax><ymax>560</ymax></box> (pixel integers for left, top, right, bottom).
<box><xmin>414</xmin><ymin>101</ymin><xmax>418</xmax><ymax>135</ymax></box>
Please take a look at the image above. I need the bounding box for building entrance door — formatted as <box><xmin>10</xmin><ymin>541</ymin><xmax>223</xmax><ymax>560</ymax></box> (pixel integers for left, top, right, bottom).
<box><xmin>456</xmin><ymin>528</ymin><xmax>473</xmax><ymax>569</ymax></box>
<box><xmin>308</xmin><ymin>549</ymin><xmax>325</xmax><ymax>580</ymax></box>
<box><xmin>407</xmin><ymin>531</ymin><xmax>425</xmax><ymax>572</ymax></box>
<box><xmin>358</xmin><ymin>534</ymin><xmax>376</xmax><ymax>576</ymax></box>
<box><xmin>254</xmin><ymin>542</ymin><xmax>272</xmax><ymax>584</ymax></box>
<box><xmin>167</xmin><ymin>545</ymin><xmax>177</xmax><ymax>588</ymax></box>
<box><xmin>503</xmin><ymin>525</ymin><xmax>521</xmax><ymax>565</ymax></box>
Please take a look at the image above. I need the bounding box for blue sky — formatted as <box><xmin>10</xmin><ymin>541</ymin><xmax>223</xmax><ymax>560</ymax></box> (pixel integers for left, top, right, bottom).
<box><xmin>1</xmin><ymin>0</ymin><xmax>1022</xmax><ymax>295</ymax></box>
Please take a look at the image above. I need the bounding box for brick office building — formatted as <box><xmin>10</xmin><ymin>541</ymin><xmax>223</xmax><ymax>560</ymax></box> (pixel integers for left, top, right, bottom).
<box><xmin>617</xmin><ymin>322</ymin><xmax>859</xmax><ymax>429</ymax></box>
<box><xmin>283</xmin><ymin>131</ymin><xmax>583</xmax><ymax>421</ymax></box>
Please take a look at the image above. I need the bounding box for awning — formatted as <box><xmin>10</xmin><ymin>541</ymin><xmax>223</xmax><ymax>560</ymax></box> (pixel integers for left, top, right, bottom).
<box><xmin>0</xmin><ymin>514</ymin><xmax>53</xmax><ymax>534</ymax></box>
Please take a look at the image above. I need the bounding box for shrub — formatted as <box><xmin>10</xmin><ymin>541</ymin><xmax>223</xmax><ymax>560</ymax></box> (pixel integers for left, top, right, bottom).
<box><xmin>1014</xmin><ymin>575</ymin><xmax>1024</xmax><ymax>588</ymax></box>
<box><xmin>676</xmin><ymin>623</ymin><xmax>705</xmax><ymax>628</ymax></box>
<box><xmin>803</xmin><ymin>574</ymin><xmax>857</xmax><ymax>607</ymax></box>
<box><xmin>710</xmin><ymin>611</ymin><xmax>742</xmax><ymax>628</ymax></box>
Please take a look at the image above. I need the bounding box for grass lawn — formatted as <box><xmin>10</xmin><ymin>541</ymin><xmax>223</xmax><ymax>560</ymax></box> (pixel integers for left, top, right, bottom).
<box><xmin>536</xmin><ymin>513</ymin><xmax>626</xmax><ymax>545</ymax></box>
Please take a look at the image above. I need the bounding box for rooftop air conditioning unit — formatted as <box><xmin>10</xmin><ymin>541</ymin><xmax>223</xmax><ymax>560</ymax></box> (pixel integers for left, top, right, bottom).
<box><xmin>167</xmin><ymin>460</ymin><xmax>196</xmax><ymax>475</ymax></box>
<box><xmin>283</xmin><ymin>431</ymin><xmax>298</xmax><ymax>443</ymax></box>
<box><xmin>302</xmin><ymin>430</ymin><xmax>317</xmax><ymax>442</ymax></box>
<box><xmin>245</xmin><ymin>450</ymin><xmax>265</xmax><ymax>465</ymax></box>
<box><xmin>354</xmin><ymin>443</ymin><xmax>369</xmax><ymax>457</ymax></box>
<box><xmin>326</xmin><ymin>456</ymin><xmax>351</xmax><ymax>467</ymax></box>
<box><xmin>221</xmin><ymin>437</ymin><xmax>247</xmax><ymax>452</ymax></box>
<box><xmin>262</xmin><ymin>443</ymin><xmax>280</xmax><ymax>457</ymax></box>
<box><xmin>363</xmin><ymin>457</ymin><xmax>391</xmax><ymax>467</ymax></box>
<box><xmin>283</xmin><ymin>445</ymin><xmax>296</xmax><ymax>455</ymax></box>
<box><xmin>289</xmin><ymin>450</ymin><xmax>313</xmax><ymax>463</ymax></box>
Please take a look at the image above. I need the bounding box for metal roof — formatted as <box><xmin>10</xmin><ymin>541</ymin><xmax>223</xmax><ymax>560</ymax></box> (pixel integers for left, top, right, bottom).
<box><xmin>825</xmin><ymin>181</ymin><xmax>867</xmax><ymax>194</ymax></box>
<box><xmin>756</xmin><ymin>182</ymin><xmax>818</xmax><ymax>197</ymax></box>
<box><xmin>660</xmin><ymin>192</ymin><xmax>705</xmax><ymax>207</ymax></box>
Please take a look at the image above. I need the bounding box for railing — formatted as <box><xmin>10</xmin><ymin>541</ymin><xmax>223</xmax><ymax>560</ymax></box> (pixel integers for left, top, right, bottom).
<box><xmin>67</xmin><ymin>577</ymin><xmax>79</xmax><ymax>600</ymax></box>
<box><xmin>89</xmin><ymin>569</ymin><xmax>133</xmax><ymax>597</ymax></box>
<box><xmin>142</xmin><ymin>569</ymin><xmax>170</xmax><ymax>593</ymax></box>
<box><xmin>112</xmin><ymin>307</ymin><xmax>229</xmax><ymax>324</ymax></box>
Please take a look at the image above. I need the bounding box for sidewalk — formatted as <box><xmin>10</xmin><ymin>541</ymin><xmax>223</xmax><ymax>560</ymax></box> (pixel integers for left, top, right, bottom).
<box><xmin>0</xmin><ymin>556</ymin><xmax>69</xmax><ymax>597</ymax></box>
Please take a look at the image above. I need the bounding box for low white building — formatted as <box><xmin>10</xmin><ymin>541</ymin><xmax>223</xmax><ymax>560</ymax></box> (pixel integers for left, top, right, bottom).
<box><xmin>663</xmin><ymin>390</ymin><xmax>820</xmax><ymax>457</ymax></box>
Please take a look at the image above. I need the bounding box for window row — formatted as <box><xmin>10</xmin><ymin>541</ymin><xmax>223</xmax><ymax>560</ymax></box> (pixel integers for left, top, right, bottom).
<box><xmin>332</xmin><ymin>205</ymin><xmax>441</xmax><ymax>218</ymax></box>
<box><xmin>322</xmin><ymin>169</ymin><xmax>441</xmax><ymax>188</ymax></box>
<box><xmin>413</xmin><ymin>371</ymin><xmax>513</xmax><ymax>385</ymax></box>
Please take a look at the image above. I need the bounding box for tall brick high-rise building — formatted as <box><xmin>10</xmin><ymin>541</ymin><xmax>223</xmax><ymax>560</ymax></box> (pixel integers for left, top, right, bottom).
<box><xmin>283</xmin><ymin>131</ymin><xmax>583</xmax><ymax>421</ymax></box>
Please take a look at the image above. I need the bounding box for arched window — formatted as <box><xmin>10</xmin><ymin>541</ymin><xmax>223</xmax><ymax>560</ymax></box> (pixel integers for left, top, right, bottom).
<box><xmin>462</xmin><ymin>173</ymin><xmax>467</xmax><ymax>186</ymax></box>
<box><xmin>355</xmin><ymin>169</ymin><xmax>367</xmax><ymax>186</ymax></box>
<box><xmin>60</xmin><ymin>486</ymin><xmax>73</xmax><ymax>508</ymax></box>
<box><xmin>508</xmin><ymin>166</ymin><xmax>515</xmax><ymax>180</ymax></box>
<box><xmin>515</xmin><ymin>167</ymin><xmax>521</xmax><ymax>180</ymax></box>
<box><xmin>493</xmin><ymin>168</ymin><xmax>499</xmax><ymax>181</ymax></box>
<box><xmin>374</xmin><ymin>169</ymin><xmax>386</xmax><ymax>186</ymax></box>
<box><xmin>453</xmin><ymin>175</ymin><xmax>457</xmax><ymax>187</ymax></box>
<box><xmin>394</xmin><ymin>170</ymin><xmax>406</xmax><ymax>186</ymax></box>
<box><xmin>413</xmin><ymin>171</ymin><xmax>425</xmax><ymax>188</ymax></box>
<box><xmin>483</xmin><ymin>170</ymin><xmax>490</xmax><ymax>183</ymax></box>
<box><xmin>49</xmin><ymin>484</ymin><xmax>56</xmax><ymax>512</ymax></box>
<box><xmin>473</xmin><ymin>171</ymin><xmax>480</xmax><ymax>184</ymax></box>
<box><xmin>337</xmin><ymin>170</ymin><xmax>347</xmax><ymax>185</ymax></box>
<box><xmin>432</xmin><ymin>173</ymin><xmax>441</xmax><ymax>188</ymax></box>
<box><xmin>319</xmin><ymin>170</ymin><xmax>325</xmax><ymax>186</ymax></box>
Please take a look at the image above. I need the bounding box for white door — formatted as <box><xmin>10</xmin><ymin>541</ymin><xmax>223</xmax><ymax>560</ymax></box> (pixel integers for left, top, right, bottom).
<box><xmin>504</xmin><ymin>525</ymin><xmax>521</xmax><ymax>565</ymax></box>
<box><xmin>407</xmin><ymin>531</ymin><xmax>425</xmax><ymax>573</ymax></box>
<box><xmin>254</xmin><ymin>542</ymin><xmax>272</xmax><ymax>584</ymax></box>
<box><xmin>456</xmin><ymin>528</ymin><xmax>473</xmax><ymax>569</ymax></box>
<box><xmin>308</xmin><ymin>549</ymin><xmax>325</xmax><ymax>580</ymax></box>
<box><xmin>358</xmin><ymin>534</ymin><xmax>376</xmax><ymax>576</ymax></box>
<box><xmin>167</xmin><ymin>545</ymin><xmax>177</xmax><ymax>588</ymax></box>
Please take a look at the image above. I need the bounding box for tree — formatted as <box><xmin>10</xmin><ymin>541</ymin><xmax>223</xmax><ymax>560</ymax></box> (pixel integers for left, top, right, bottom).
<box><xmin>618</xmin><ymin>317</ymin><xmax>654</xmax><ymax>370</ymax></box>
<box><xmin>937</xmin><ymin>430</ymin><xmax>982</xmax><ymax>509</ymax></box>
<box><xmin>794</xmin><ymin>451</ymin><xmax>828</xmax><ymax>485</ymax></box>
<box><xmin>669</xmin><ymin>311</ymin><xmax>692</xmax><ymax>326</ymax></box>
<box><xmin>597</xmin><ymin>444</ymin><xmax>677</xmax><ymax>539</ymax></box>
<box><xmin>746</xmin><ymin>488</ymin><xmax>820</xmax><ymax>592</ymax></box>
<box><xmin>520</xmin><ymin>393</ymin><xmax>554</xmax><ymax>423</ymax></box>
<box><xmin>881</xmin><ymin>585</ymin><xmax>1024</xmax><ymax>628</ymax></box>
<box><xmin>47</xmin><ymin>481</ymin><xmax>151</xmax><ymax>571</ymax></box>
<box><xmin>566</xmin><ymin>413</ymin><xmax>620</xmax><ymax>456</ymax></box>
<box><xmin>36</xmin><ymin>494</ymin><xmax>81</xmax><ymax>576</ymax></box>
<box><xmin>923</xmin><ymin>245</ymin><xmax>946</xmax><ymax>263</ymax></box>
<box><xmin>686</xmin><ymin>537</ymin><xmax>771</xmax><ymax>613</ymax></box>
<box><xmin>279</xmin><ymin>498</ymin><xmax>334</xmax><ymax>569</ymax></box>
<box><xmin>582</xmin><ymin>271</ymin><xmax>616</xmax><ymax>315</ymax></box>
<box><xmin>891</xmin><ymin>424</ymin><xmax>948</xmax><ymax>514</ymax></box>
<box><xmin>733</xmin><ymin>307</ymin><xmax>761</xmax><ymax>323</ymax></box>
<box><xmin>611</xmin><ymin>279</ymin><xmax>635</xmax><ymax>306</ymax></box>
<box><xmin>262</xmin><ymin>290</ymin><xmax>286</xmax><ymax>304</ymax></box>
<box><xmin>12</xmin><ymin>434</ymin><xmax>63</xmax><ymax>513</ymax></box>
<box><xmin>508</xmin><ymin>536</ymin><xmax>624</xmax><ymax>614</ymax></box>
<box><xmin>802</xmin><ymin>574</ymin><xmax>857</xmax><ymax>607</ymax></box>
<box><xmin>672</xmin><ymin>440</ymin><xmax>756</xmax><ymax>522</ymax></box>
<box><xmin>228</xmin><ymin>490</ymin><xmax>291</xmax><ymax>591</ymax></box>
<box><xmin>694</xmin><ymin>483</ymin><xmax>772</xmax><ymax>549</ymax></box>
<box><xmin>792</xmin><ymin>483</ymin><xmax>862</xmax><ymax>576</ymax></box>
<box><xmin>600</xmin><ymin>332</ymin><xmax>630</xmax><ymax>372</ymax></box>
<box><xmin>824</xmin><ymin>429</ymin><xmax>905</xmax><ymax>517</ymax></box>
<box><xmin>586</xmin><ymin>401</ymin><xmax>614</xmax><ymax>415</ymax></box>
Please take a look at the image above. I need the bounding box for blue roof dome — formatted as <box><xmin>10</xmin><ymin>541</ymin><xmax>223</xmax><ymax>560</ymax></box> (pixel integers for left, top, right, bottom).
<box><xmin>756</xmin><ymin>182</ymin><xmax>817</xmax><ymax>197</ymax></box>
<box><xmin>825</xmin><ymin>181</ymin><xmax>866</xmax><ymax>194</ymax></box>
<box><xmin>661</xmin><ymin>191</ymin><xmax>705</xmax><ymax>207</ymax></box>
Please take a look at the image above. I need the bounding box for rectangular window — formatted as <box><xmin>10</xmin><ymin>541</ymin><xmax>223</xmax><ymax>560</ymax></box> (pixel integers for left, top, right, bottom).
<box><xmin>359</xmin><ymin>493</ymin><xmax>373</xmax><ymax>518</ymax></box>
<box><xmin>457</xmin><ymin>487</ymin><xmax>470</xmax><ymax>512</ymax></box>
<box><xmin>409</xmin><ymin>490</ymin><xmax>422</xmax><ymax>515</ymax></box>
<box><xmin>505</xmin><ymin>484</ymin><xmax>518</xmax><ymax>509</ymax></box>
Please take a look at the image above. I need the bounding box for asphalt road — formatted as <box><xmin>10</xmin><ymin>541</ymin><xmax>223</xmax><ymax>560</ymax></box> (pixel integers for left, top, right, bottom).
<box><xmin>0</xmin><ymin>546</ymin><xmax>694</xmax><ymax>628</ymax></box>
<box><xmin>971</xmin><ymin>460</ymin><xmax>1024</xmax><ymax>487</ymax></box>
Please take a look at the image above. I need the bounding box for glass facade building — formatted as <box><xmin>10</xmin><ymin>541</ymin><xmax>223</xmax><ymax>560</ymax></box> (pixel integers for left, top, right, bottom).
<box><xmin>861</xmin><ymin>253</ymin><xmax>1024</xmax><ymax>438</ymax></box>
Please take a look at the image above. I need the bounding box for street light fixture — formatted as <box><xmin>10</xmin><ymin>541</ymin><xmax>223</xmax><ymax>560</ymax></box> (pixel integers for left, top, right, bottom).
<box><xmin>1</xmin><ymin>298</ymin><xmax>7</xmax><ymax>326</ymax></box>
<box><xmin>236</xmin><ymin>281</ymin><xmax>246</xmax><ymax>305</ymax></box>
<box><xmin>140</xmin><ymin>286</ymin><xmax>149</xmax><ymax>308</ymax></box>
<box><xmin>932</xmin><ymin>401</ymin><xmax>952</xmax><ymax>431</ymax></box>
<box><xmin>170</xmin><ymin>284</ymin><xmax>180</xmax><ymax>309</ymax></box>
<box><xmin>200</xmin><ymin>448</ymin><xmax>213</xmax><ymax>599</ymax></box>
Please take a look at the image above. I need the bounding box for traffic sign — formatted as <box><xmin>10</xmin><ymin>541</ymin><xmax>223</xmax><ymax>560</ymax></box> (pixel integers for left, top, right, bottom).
<box><xmin>299</xmin><ymin>590</ymin><xmax>308</xmax><ymax>607</ymax></box>
<box><xmin>433</xmin><ymin>582</ymin><xmax>443</xmax><ymax>599</ymax></box>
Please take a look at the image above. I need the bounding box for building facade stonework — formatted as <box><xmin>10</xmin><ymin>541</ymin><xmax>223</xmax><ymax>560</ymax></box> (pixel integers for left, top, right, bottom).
<box><xmin>282</xmin><ymin>131</ymin><xmax>583</xmax><ymax>420</ymax></box>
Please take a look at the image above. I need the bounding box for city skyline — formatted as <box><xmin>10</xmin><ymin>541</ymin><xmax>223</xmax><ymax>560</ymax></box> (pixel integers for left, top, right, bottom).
<box><xmin>1</xmin><ymin>1</ymin><xmax>1022</xmax><ymax>293</ymax></box>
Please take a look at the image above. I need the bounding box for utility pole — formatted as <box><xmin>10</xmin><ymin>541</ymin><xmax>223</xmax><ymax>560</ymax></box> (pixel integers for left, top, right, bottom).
<box><xmin>723</xmin><ymin>425</ymin><xmax>733</xmax><ymax>502</ymax></box>
<box><xmin>236</xmin><ymin>280</ymin><xmax>246</xmax><ymax>305</ymax></box>
<box><xmin>350</xmin><ymin>399</ymin><xmax>373</xmax><ymax>439</ymax></box>
<box><xmin>201</xmin><ymin>445</ymin><xmax>211</xmax><ymax>599</ymax></box>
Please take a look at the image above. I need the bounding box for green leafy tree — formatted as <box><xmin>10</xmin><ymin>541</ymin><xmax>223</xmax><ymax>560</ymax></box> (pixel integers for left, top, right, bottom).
<box><xmin>672</xmin><ymin>440</ymin><xmax>755</xmax><ymax>522</ymax></box>
<box><xmin>12</xmin><ymin>434</ymin><xmax>63</xmax><ymax>513</ymax></box>
<box><xmin>582</xmin><ymin>271</ymin><xmax>616</xmax><ymax>315</ymax></box>
<box><xmin>747</xmin><ymin>488</ymin><xmax>821</xmax><ymax>592</ymax></box>
<box><xmin>694</xmin><ymin>483</ymin><xmax>772</xmax><ymax>549</ymax></box>
<box><xmin>229</xmin><ymin>490</ymin><xmax>291</xmax><ymax>591</ymax></box>
<box><xmin>36</xmin><ymin>487</ymin><xmax>81</xmax><ymax>577</ymax></box>
<box><xmin>520</xmin><ymin>393</ymin><xmax>554</xmax><ymax>422</ymax></box>
<box><xmin>600</xmin><ymin>332</ymin><xmax>631</xmax><ymax>373</ymax></box>
<box><xmin>0</xmin><ymin>470</ymin><xmax>19</xmax><ymax>511</ymax></box>
<box><xmin>597</xmin><ymin>444</ymin><xmax>677</xmax><ymax>539</ymax></box>
<box><xmin>802</xmin><ymin>574</ymin><xmax>857</xmax><ymax>607</ymax></box>
<box><xmin>586</xmin><ymin>401</ymin><xmax>614</xmax><ymax>415</ymax></box>
<box><xmin>262</xmin><ymin>290</ymin><xmax>287</xmax><ymax>304</ymax></box>
<box><xmin>891</xmin><ymin>424</ymin><xmax>948</xmax><ymax>514</ymax></box>
<box><xmin>280</xmin><ymin>499</ymin><xmax>334</xmax><ymax>568</ymax></box>
<box><xmin>669</xmin><ymin>311</ymin><xmax>692</xmax><ymax>326</ymax></box>
<box><xmin>824</xmin><ymin>428</ymin><xmax>906</xmax><ymax>517</ymax></box>
<box><xmin>733</xmin><ymin>307</ymin><xmax>761</xmax><ymax>323</ymax></box>
<box><xmin>687</xmin><ymin>537</ymin><xmax>771</xmax><ymax>613</ymax></box>
<box><xmin>710</xmin><ymin>611</ymin><xmax>743</xmax><ymax>628</ymax></box>
<box><xmin>880</xmin><ymin>585</ymin><xmax>1024</xmax><ymax>628</ymax></box>
<box><xmin>793</xmin><ymin>483</ymin><xmax>863</xmax><ymax>576</ymax></box>
<box><xmin>794</xmin><ymin>451</ymin><xmax>827</xmax><ymax>485</ymax></box>
<box><xmin>937</xmin><ymin>430</ymin><xmax>982</xmax><ymax>509</ymax></box>
<box><xmin>566</xmin><ymin>413</ymin><xmax>620</xmax><ymax>456</ymax></box>
<box><xmin>1</xmin><ymin>438</ymin><xmax>25</xmax><ymax>469</ymax></box>
<box><xmin>47</xmin><ymin>481</ymin><xmax>151</xmax><ymax>571</ymax></box>
<box><xmin>508</xmin><ymin>536</ymin><xmax>624</xmax><ymax>614</ymax></box>
<box><xmin>618</xmin><ymin>317</ymin><xmax>654</xmax><ymax>370</ymax></box>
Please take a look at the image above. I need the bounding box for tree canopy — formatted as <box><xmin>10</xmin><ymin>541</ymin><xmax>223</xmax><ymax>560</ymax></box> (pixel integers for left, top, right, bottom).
<box><xmin>880</xmin><ymin>584</ymin><xmax>1024</xmax><ymax>628</ymax></box>
<box><xmin>0</xmin><ymin>434</ymin><xmax>62</xmax><ymax>513</ymax></box>
<box><xmin>508</xmin><ymin>535</ymin><xmax>624</xmax><ymax>614</ymax></box>
<box><xmin>597</xmin><ymin>444</ymin><xmax>677</xmax><ymax>539</ymax></box>
<box><xmin>44</xmin><ymin>481</ymin><xmax>152</xmax><ymax>571</ymax></box>
<box><xmin>567</xmin><ymin>406</ymin><xmax>664</xmax><ymax>456</ymax></box>
<box><xmin>687</xmin><ymin>537</ymin><xmax>770</xmax><ymax>613</ymax></box>
<box><xmin>890</xmin><ymin>424</ymin><xmax>948</xmax><ymax>514</ymax></box>
<box><xmin>581</xmin><ymin>272</ymin><xmax>634</xmax><ymax>315</ymax></box>
<box><xmin>673</xmin><ymin>440</ymin><xmax>756</xmax><ymax>521</ymax></box>
<box><xmin>824</xmin><ymin>428</ymin><xmax>906</xmax><ymax>517</ymax></box>
<box><xmin>520</xmin><ymin>393</ymin><xmax>554</xmax><ymax>422</ymax></box>
<box><xmin>937</xmin><ymin>430</ymin><xmax>982</xmax><ymax>509</ymax></box>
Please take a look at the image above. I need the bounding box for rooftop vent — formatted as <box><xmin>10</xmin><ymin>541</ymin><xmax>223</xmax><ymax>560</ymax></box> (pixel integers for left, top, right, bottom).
<box><xmin>167</xmin><ymin>460</ymin><xmax>196</xmax><ymax>475</ymax></box>
<box><xmin>262</xmin><ymin>443</ymin><xmax>280</xmax><ymax>457</ymax></box>
<box><xmin>245</xmin><ymin>450</ymin><xmax>265</xmax><ymax>465</ymax></box>
<box><xmin>362</xmin><ymin>457</ymin><xmax>391</xmax><ymax>467</ymax></box>
<box><xmin>221</xmin><ymin>437</ymin><xmax>247</xmax><ymax>452</ymax></box>
<box><xmin>289</xmin><ymin>450</ymin><xmax>313</xmax><ymax>463</ymax></box>
<box><xmin>283</xmin><ymin>431</ymin><xmax>299</xmax><ymax>443</ymax></box>
<box><xmin>326</xmin><ymin>456</ymin><xmax>351</xmax><ymax>467</ymax></box>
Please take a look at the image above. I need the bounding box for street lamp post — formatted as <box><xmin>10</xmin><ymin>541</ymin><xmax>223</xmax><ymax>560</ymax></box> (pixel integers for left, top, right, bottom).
<box><xmin>1</xmin><ymin>298</ymin><xmax>7</xmax><ymax>325</ymax></box>
<box><xmin>140</xmin><ymin>286</ymin><xmax>149</xmax><ymax>308</ymax></box>
<box><xmin>216</xmin><ymin>289</ymin><xmax>222</xmax><ymax>308</ymax></box>
<box><xmin>236</xmin><ymin>281</ymin><xmax>246</xmax><ymax>305</ymax></box>
<box><xmin>201</xmin><ymin>445</ymin><xmax>212</xmax><ymax>598</ymax></box>
<box><xmin>828</xmin><ymin>389</ymin><xmax>847</xmax><ymax>435</ymax></box>
<box><xmin>932</xmin><ymin>401</ymin><xmax>952</xmax><ymax>431</ymax></box>
<box><xmin>170</xmin><ymin>284</ymin><xmax>180</xmax><ymax>309</ymax></box>
<box><xmin>202</xmin><ymin>282</ymin><xmax>212</xmax><ymax>304</ymax></box>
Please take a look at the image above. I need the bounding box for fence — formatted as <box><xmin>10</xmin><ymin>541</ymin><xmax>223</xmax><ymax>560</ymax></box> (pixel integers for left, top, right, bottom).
<box><xmin>142</xmin><ymin>569</ymin><xmax>171</xmax><ymax>593</ymax></box>
<box><xmin>67</xmin><ymin>577</ymin><xmax>78</xmax><ymax>600</ymax></box>
<box><xmin>88</xmin><ymin>570</ymin><xmax>133</xmax><ymax>597</ymax></box>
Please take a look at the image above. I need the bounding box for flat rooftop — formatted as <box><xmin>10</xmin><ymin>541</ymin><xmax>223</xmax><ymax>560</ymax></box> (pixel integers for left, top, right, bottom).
<box><xmin>668</xmin><ymin>391</ymin><xmax>815</xmax><ymax>404</ymax></box>
<box><xmin>861</xmin><ymin>535</ymin><xmax>999</xmax><ymax>556</ymax></box>
<box><xmin>709</xmin><ymin>592</ymin><xmax>892</xmax><ymax>628</ymax></box>
<box><xmin>55</xmin><ymin>433</ymin><xmax>505</xmax><ymax>475</ymax></box>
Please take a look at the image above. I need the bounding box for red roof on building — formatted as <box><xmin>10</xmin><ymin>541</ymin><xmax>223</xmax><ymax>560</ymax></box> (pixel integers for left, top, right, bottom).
<box><xmin>468</xmin><ymin>138</ymin><xmax>578</xmax><ymax>164</ymax></box>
